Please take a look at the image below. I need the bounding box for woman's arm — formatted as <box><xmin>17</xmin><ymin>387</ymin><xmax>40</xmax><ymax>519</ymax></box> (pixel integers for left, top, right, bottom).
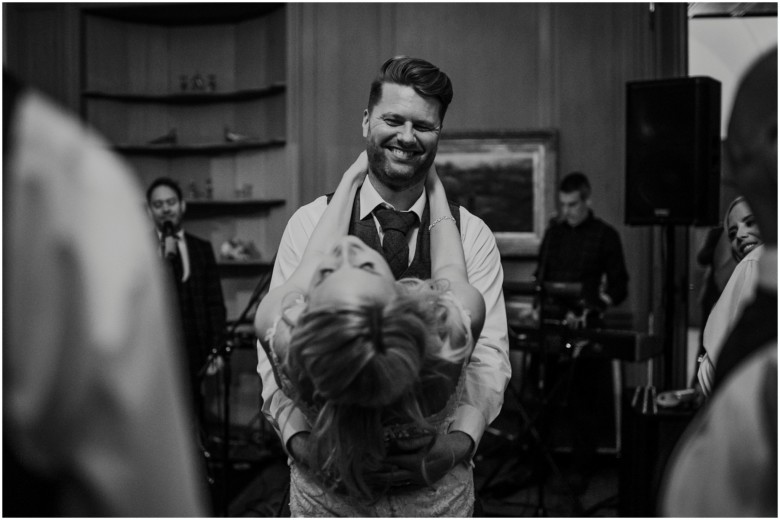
<box><xmin>255</xmin><ymin>152</ymin><xmax>368</xmax><ymax>339</ymax></box>
<box><xmin>426</xmin><ymin>166</ymin><xmax>485</xmax><ymax>339</ymax></box>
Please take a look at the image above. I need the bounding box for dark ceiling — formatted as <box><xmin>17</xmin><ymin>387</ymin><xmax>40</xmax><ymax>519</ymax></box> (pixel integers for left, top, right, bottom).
<box><xmin>688</xmin><ymin>2</ymin><xmax>778</xmax><ymax>18</ymax></box>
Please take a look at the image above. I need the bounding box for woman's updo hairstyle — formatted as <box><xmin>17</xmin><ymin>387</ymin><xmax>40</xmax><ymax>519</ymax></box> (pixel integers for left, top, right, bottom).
<box><xmin>284</xmin><ymin>291</ymin><xmax>438</xmax><ymax>500</ymax></box>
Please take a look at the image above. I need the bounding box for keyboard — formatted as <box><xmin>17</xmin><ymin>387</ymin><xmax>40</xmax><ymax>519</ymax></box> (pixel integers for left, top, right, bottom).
<box><xmin>509</xmin><ymin>324</ymin><xmax>662</xmax><ymax>362</ymax></box>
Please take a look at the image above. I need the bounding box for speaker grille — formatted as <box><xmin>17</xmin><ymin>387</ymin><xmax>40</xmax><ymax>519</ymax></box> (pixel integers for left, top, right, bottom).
<box><xmin>625</xmin><ymin>77</ymin><xmax>721</xmax><ymax>226</ymax></box>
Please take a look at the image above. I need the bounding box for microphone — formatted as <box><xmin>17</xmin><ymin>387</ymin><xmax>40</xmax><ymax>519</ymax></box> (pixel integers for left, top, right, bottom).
<box><xmin>161</xmin><ymin>222</ymin><xmax>178</xmax><ymax>259</ymax></box>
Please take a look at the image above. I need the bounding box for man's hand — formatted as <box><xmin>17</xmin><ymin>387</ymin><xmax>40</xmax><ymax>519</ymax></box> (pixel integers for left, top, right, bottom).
<box><xmin>370</xmin><ymin>431</ymin><xmax>474</xmax><ymax>487</ymax></box>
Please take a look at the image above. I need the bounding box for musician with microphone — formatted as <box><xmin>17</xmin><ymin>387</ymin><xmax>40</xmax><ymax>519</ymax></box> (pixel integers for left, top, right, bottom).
<box><xmin>534</xmin><ymin>171</ymin><xmax>629</xmax><ymax>494</ymax></box>
<box><xmin>146</xmin><ymin>177</ymin><xmax>227</xmax><ymax>424</ymax></box>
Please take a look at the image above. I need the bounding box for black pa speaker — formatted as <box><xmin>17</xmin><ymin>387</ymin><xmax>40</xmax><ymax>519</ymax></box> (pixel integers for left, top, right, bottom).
<box><xmin>625</xmin><ymin>77</ymin><xmax>721</xmax><ymax>226</ymax></box>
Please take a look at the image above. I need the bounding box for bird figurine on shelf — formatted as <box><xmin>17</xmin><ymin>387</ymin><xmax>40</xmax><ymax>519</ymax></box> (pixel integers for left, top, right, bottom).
<box><xmin>220</xmin><ymin>238</ymin><xmax>260</xmax><ymax>262</ymax></box>
<box><xmin>224</xmin><ymin>126</ymin><xmax>252</xmax><ymax>143</ymax></box>
<box><xmin>148</xmin><ymin>128</ymin><xmax>177</xmax><ymax>145</ymax></box>
<box><xmin>191</xmin><ymin>72</ymin><xmax>205</xmax><ymax>91</ymax></box>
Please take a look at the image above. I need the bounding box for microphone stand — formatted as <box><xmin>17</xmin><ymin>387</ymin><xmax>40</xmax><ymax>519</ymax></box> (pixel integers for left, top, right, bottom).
<box><xmin>198</xmin><ymin>264</ymin><xmax>274</xmax><ymax>517</ymax></box>
<box><xmin>529</xmin><ymin>230</ymin><xmax>584</xmax><ymax>516</ymax></box>
<box><xmin>533</xmin><ymin>281</ymin><xmax>552</xmax><ymax>516</ymax></box>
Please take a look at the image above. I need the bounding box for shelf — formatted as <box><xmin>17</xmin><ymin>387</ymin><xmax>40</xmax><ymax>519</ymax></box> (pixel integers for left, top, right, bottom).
<box><xmin>115</xmin><ymin>139</ymin><xmax>286</xmax><ymax>156</ymax></box>
<box><xmin>84</xmin><ymin>4</ymin><xmax>284</xmax><ymax>26</ymax></box>
<box><xmin>83</xmin><ymin>84</ymin><xmax>286</xmax><ymax>104</ymax></box>
<box><xmin>186</xmin><ymin>199</ymin><xmax>286</xmax><ymax>216</ymax></box>
<box><xmin>216</xmin><ymin>260</ymin><xmax>273</xmax><ymax>269</ymax></box>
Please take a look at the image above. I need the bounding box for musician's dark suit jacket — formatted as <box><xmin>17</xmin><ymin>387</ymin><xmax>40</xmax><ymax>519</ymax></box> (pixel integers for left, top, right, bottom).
<box><xmin>170</xmin><ymin>232</ymin><xmax>226</xmax><ymax>402</ymax></box>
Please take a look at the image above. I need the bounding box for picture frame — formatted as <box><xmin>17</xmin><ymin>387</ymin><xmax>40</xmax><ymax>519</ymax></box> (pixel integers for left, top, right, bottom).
<box><xmin>434</xmin><ymin>130</ymin><xmax>559</xmax><ymax>257</ymax></box>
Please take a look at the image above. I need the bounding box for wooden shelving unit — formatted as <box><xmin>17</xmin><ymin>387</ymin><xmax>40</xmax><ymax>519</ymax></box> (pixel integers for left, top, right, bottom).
<box><xmin>115</xmin><ymin>139</ymin><xmax>286</xmax><ymax>156</ymax></box>
<box><xmin>216</xmin><ymin>260</ymin><xmax>274</xmax><ymax>274</ymax></box>
<box><xmin>81</xmin><ymin>3</ymin><xmax>289</xmax><ymax>320</ymax></box>
<box><xmin>83</xmin><ymin>83</ymin><xmax>286</xmax><ymax>103</ymax></box>
<box><xmin>186</xmin><ymin>199</ymin><xmax>286</xmax><ymax>216</ymax></box>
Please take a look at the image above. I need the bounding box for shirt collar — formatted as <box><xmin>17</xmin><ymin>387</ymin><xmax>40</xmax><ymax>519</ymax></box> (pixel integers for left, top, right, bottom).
<box><xmin>359</xmin><ymin>176</ymin><xmax>426</xmax><ymax>221</ymax></box>
<box><xmin>156</xmin><ymin>228</ymin><xmax>184</xmax><ymax>240</ymax></box>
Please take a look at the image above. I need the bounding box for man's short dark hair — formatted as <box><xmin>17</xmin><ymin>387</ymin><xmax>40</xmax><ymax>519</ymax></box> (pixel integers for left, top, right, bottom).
<box><xmin>146</xmin><ymin>177</ymin><xmax>183</xmax><ymax>204</ymax></box>
<box><xmin>367</xmin><ymin>56</ymin><xmax>454</xmax><ymax>122</ymax></box>
<box><xmin>559</xmin><ymin>171</ymin><xmax>591</xmax><ymax>200</ymax></box>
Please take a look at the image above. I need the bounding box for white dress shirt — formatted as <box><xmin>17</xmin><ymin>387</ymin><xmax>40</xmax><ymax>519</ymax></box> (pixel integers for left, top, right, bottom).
<box><xmin>256</xmin><ymin>176</ymin><xmax>510</xmax><ymax>453</ymax></box>
<box><xmin>698</xmin><ymin>245</ymin><xmax>763</xmax><ymax>396</ymax></box>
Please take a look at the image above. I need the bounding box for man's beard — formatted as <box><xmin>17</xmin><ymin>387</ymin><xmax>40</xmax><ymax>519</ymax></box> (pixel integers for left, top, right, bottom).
<box><xmin>366</xmin><ymin>140</ymin><xmax>436</xmax><ymax>191</ymax></box>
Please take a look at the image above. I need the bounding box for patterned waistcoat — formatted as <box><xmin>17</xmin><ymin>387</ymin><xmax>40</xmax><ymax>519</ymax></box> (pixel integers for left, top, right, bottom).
<box><xmin>329</xmin><ymin>188</ymin><xmax>461</xmax><ymax>280</ymax></box>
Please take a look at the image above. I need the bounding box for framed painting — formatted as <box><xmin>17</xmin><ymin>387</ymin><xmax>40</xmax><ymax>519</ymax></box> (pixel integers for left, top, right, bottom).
<box><xmin>434</xmin><ymin>130</ymin><xmax>558</xmax><ymax>257</ymax></box>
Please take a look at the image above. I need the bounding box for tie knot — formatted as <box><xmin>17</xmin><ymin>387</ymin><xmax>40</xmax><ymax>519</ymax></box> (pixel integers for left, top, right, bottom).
<box><xmin>374</xmin><ymin>206</ymin><xmax>418</xmax><ymax>234</ymax></box>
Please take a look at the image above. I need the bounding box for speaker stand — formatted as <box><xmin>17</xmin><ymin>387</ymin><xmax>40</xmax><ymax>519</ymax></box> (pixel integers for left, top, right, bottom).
<box><xmin>661</xmin><ymin>225</ymin><xmax>689</xmax><ymax>390</ymax></box>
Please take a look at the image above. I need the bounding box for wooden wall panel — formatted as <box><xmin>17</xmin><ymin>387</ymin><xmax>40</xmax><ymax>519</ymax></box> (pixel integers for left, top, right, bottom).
<box><xmin>393</xmin><ymin>3</ymin><xmax>545</xmax><ymax>131</ymax></box>
<box><xmin>4</xmin><ymin>3</ymin><xmax>81</xmax><ymax>112</ymax></box>
<box><xmin>551</xmin><ymin>3</ymin><xmax>639</xmax><ymax>316</ymax></box>
<box><xmin>292</xmin><ymin>3</ymin><xmax>386</xmax><ymax>204</ymax></box>
<box><xmin>83</xmin><ymin>15</ymin><xmax>130</xmax><ymax>92</ymax></box>
<box><xmin>553</xmin><ymin>4</ymin><xmax>628</xmax><ymax>224</ymax></box>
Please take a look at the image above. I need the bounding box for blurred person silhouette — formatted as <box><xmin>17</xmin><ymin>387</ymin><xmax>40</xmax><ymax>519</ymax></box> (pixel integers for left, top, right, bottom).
<box><xmin>659</xmin><ymin>48</ymin><xmax>777</xmax><ymax>517</ymax></box>
<box><xmin>145</xmin><ymin>176</ymin><xmax>227</xmax><ymax>425</ymax></box>
<box><xmin>697</xmin><ymin>196</ymin><xmax>764</xmax><ymax>397</ymax></box>
<box><xmin>3</xmin><ymin>70</ymin><xmax>208</xmax><ymax>516</ymax></box>
<box><xmin>255</xmin><ymin>154</ymin><xmax>485</xmax><ymax>515</ymax></box>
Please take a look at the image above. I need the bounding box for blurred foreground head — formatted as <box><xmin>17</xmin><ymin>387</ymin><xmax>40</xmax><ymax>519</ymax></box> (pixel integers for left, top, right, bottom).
<box><xmin>725</xmin><ymin>47</ymin><xmax>777</xmax><ymax>246</ymax></box>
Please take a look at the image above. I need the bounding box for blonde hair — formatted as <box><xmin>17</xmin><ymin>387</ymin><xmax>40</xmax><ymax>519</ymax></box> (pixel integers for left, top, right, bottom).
<box><xmin>723</xmin><ymin>196</ymin><xmax>746</xmax><ymax>231</ymax></box>
<box><xmin>723</xmin><ymin>196</ymin><xmax>763</xmax><ymax>261</ymax></box>
<box><xmin>283</xmin><ymin>278</ymin><xmax>470</xmax><ymax>500</ymax></box>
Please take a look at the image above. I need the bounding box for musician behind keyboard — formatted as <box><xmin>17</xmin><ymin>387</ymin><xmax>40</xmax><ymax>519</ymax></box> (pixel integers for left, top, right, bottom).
<box><xmin>530</xmin><ymin>171</ymin><xmax>630</xmax><ymax>494</ymax></box>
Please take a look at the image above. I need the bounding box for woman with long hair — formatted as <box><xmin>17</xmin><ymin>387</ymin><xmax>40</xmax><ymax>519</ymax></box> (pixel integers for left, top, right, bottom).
<box><xmin>254</xmin><ymin>152</ymin><xmax>485</xmax><ymax>515</ymax></box>
<box><xmin>697</xmin><ymin>196</ymin><xmax>764</xmax><ymax>396</ymax></box>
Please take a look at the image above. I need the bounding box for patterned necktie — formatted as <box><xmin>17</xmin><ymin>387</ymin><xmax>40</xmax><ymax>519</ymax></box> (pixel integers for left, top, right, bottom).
<box><xmin>162</xmin><ymin>235</ymin><xmax>183</xmax><ymax>282</ymax></box>
<box><xmin>169</xmin><ymin>246</ymin><xmax>184</xmax><ymax>282</ymax></box>
<box><xmin>374</xmin><ymin>206</ymin><xmax>418</xmax><ymax>279</ymax></box>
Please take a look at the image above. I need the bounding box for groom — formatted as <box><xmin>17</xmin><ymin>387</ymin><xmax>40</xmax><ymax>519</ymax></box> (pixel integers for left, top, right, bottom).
<box><xmin>258</xmin><ymin>56</ymin><xmax>510</xmax><ymax>487</ymax></box>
